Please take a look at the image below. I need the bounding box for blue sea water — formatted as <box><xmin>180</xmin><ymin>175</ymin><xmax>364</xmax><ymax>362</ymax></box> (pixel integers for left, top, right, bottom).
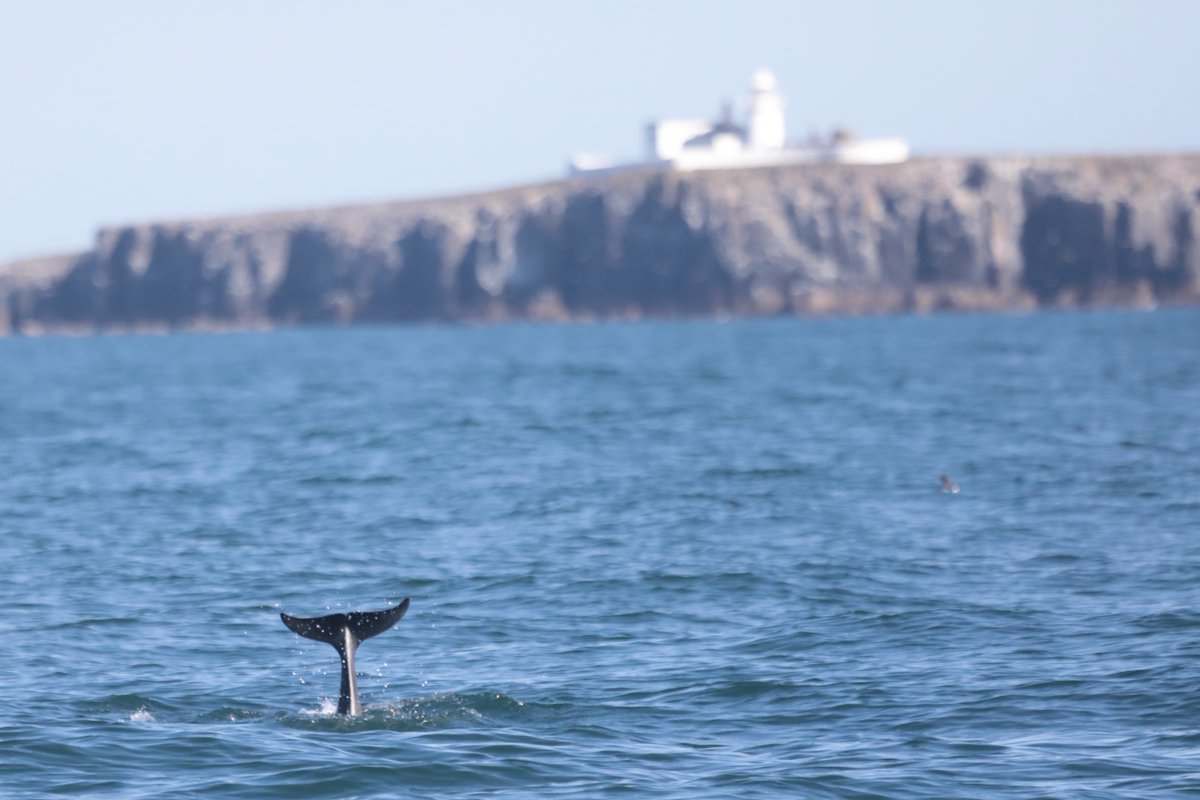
<box><xmin>1</xmin><ymin>309</ymin><xmax>1198</xmax><ymax>799</ymax></box>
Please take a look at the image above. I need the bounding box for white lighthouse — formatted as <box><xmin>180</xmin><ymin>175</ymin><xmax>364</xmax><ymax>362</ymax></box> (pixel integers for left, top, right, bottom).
<box><xmin>569</xmin><ymin>69</ymin><xmax>909</xmax><ymax>175</ymax></box>
<box><xmin>747</xmin><ymin>68</ymin><xmax>786</xmax><ymax>151</ymax></box>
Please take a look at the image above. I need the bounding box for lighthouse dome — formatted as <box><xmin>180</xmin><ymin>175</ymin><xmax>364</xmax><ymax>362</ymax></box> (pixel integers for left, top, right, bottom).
<box><xmin>750</xmin><ymin>68</ymin><xmax>778</xmax><ymax>93</ymax></box>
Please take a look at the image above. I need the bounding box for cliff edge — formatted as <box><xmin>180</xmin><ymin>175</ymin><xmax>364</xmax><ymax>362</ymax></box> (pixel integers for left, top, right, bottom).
<box><xmin>3</xmin><ymin>155</ymin><xmax>1198</xmax><ymax>334</ymax></box>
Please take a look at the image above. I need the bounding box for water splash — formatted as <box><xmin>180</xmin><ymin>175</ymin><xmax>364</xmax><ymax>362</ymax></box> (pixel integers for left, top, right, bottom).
<box><xmin>129</xmin><ymin>708</ymin><xmax>155</xmax><ymax>723</ymax></box>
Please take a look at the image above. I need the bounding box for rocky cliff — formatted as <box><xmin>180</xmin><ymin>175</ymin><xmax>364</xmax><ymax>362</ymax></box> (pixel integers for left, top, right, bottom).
<box><xmin>3</xmin><ymin>155</ymin><xmax>1198</xmax><ymax>334</ymax></box>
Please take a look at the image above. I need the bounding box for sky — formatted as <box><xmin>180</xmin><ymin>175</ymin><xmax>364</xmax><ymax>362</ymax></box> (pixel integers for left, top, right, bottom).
<box><xmin>1</xmin><ymin>0</ymin><xmax>1198</xmax><ymax>262</ymax></box>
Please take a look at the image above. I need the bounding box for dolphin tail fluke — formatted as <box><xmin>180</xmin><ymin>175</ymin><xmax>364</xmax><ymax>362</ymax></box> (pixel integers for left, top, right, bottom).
<box><xmin>280</xmin><ymin>611</ymin><xmax>345</xmax><ymax>646</ymax></box>
<box><xmin>347</xmin><ymin>598</ymin><xmax>411</xmax><ymax>643</ymax></box>
<box><xmin>280</xmin><ymin>598</ymin><xmax>411</xmax><ymax>648</ymax></box>
<box><xmin>280</xmin><ymin>598</ymin><xmax>411</xmax><ymax>716</ymax></box>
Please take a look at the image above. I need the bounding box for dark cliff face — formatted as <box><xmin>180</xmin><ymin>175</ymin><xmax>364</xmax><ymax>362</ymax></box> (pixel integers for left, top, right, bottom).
<box><xmin>1021</xmin><ymin>192</ymin><xmax>1194</xmax><ymax>304</ymax></box>
<box><xmin>3</xmin><ymin>156</ymin><xmax>1198</xmax><ymax>334</ymax></box>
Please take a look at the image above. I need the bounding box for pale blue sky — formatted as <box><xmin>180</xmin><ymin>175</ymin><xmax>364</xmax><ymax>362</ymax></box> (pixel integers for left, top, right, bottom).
<box><xmin>2</xmin><ymin>0</ymin><xmax>1198</xmax><ymax>261</ymax></box>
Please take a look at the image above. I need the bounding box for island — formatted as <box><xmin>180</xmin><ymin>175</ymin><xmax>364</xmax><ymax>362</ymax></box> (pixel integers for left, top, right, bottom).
<box><xmin>1</xmin><ymin>154</ymin><xmax>1197</xmax><ymax>335</ymax></box>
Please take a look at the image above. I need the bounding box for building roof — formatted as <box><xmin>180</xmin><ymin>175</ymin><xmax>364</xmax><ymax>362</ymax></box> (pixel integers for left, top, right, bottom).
<box><xmin>683</xmin><ymin>121</ymin><xmax>747</xmax><ymax>150</ymax></box>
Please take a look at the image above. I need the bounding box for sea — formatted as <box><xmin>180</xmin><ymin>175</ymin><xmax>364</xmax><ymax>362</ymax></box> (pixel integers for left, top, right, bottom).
<box><xmin>1</xmin><ymin>308</ymin><xmax>1198</xmax><ymax>799</ymax></box>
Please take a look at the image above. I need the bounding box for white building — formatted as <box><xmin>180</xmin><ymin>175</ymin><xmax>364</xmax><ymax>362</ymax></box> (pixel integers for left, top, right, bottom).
<box><xmin>570</xmin><ymin>69</ymin><xmax>909</xmax><ymax>175</ymax></box>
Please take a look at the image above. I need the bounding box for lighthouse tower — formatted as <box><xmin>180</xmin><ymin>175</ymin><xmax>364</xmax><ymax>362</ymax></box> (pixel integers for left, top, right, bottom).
<box><xmin>747</xmin><ymin>68</ymin><xmax>785</xmax><ymax>151</ymax></box>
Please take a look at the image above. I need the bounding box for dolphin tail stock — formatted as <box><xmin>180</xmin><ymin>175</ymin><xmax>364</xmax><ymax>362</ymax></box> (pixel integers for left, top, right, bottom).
<box><xmin>280</xmin><ymin>597</ymin><xmax>410</xmax><ymax>716</ymax></box>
